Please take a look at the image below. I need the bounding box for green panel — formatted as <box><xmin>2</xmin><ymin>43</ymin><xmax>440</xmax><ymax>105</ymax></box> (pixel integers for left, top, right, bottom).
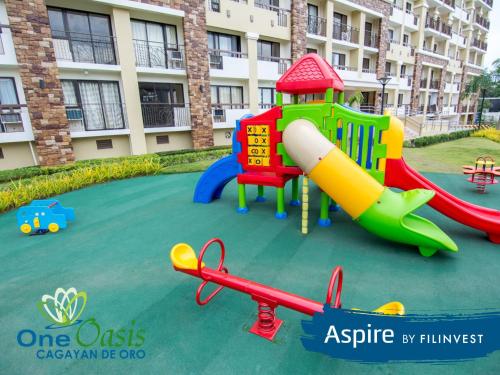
<box><xmin>276</xmin><ymin>103</ymin><xmax>333</xmax><ymax>167</ymax></box>
<box><xmin>326</xmin><ymin>103</ymin><xmax>390</xmax><ymax>183</ymax></box>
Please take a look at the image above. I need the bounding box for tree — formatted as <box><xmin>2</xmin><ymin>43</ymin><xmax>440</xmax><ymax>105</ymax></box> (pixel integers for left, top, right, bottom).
<box><xmin>462</xmin><ymin>59</ymin><xmax>500</xmax><ymax>128</ymax></box>
<box><xmin>347</xmin><ymin>91</ymin><xmax>365</xmax><ymax>109</ymax></box>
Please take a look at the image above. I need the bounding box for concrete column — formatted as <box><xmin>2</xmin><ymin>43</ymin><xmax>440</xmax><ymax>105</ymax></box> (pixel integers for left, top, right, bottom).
<box><xmin>414</xmin><ymin>3</ymin><xmax>428</xmax><ymax>50</ymax></box>
<box><xmin>324</xmin><ymin>0</ymin><xmax>334</xmax><ymax>61</ymax></box>
<box><xmin>246</xmin><ymin>32</ymin><xmax>260</xmax><ymax>115</ymax></box>
<box><xmin>112</xmin><ymin>8</ymin><xmax>147</xmax><ymax>155</ymax></box>
<box><xmin>354</xmin><ymin>12</ymin><xmax>365</xmax><ymax>76</ymax></box>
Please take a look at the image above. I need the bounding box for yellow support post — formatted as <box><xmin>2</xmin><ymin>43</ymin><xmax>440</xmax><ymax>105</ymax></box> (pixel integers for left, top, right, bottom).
<box><xmin>301</xmin><ymin>176</ymin><xmax>309</xmax><ymax>235</ymax></box>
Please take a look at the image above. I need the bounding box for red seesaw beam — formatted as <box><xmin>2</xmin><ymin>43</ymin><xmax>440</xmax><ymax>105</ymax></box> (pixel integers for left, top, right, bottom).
<box><xmin>170</xmin><ymin>238</ymin><xmax>342</xmax><ymax>341</ymax></box>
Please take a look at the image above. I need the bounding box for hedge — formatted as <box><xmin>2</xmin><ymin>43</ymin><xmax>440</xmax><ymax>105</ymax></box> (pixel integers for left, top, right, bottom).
<box><xmin>403</xmin><ymin>130</ymin><xmax>472</xmax><ymax>148</ymax></box>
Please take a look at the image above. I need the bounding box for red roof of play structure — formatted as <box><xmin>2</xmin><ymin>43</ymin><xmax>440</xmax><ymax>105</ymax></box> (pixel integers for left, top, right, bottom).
<box><xmin>276</xmin><ymin>53</ymin><xmax>344</xmax><ymax>94</ymax></box>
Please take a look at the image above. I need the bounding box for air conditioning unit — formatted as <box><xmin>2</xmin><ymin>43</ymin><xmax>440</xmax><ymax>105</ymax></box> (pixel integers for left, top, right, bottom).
<box><xmin>341</xmin><ymin>32</ymin><xmax>349</xmax><ymax>41</ymax></box>
<box><xmin>66</xmin><ymin>108</ymin><xmax>83</xmax><ymax>120</ymax></box>
<box><xmin>168</xmin><ymin>50</ymin><xmax>184</xmax><ymax>69</ymax></box>
<box><xmin>213</xmin><ymin>109</ymin><xmax>225</xmax><ymax>117</ymax></box>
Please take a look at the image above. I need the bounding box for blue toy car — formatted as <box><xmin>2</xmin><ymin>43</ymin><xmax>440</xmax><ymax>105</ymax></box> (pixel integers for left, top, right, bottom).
<box><xmin>16</xmin><ymin>200</ymin><xmax>75</xmax><ymax>235</ymax></box>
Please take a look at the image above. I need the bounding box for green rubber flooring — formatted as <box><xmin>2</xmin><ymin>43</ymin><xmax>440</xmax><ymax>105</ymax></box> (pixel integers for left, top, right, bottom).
<box><xmin>0</xmin><ymin>172</ymin><xmax>499</xmax><ymax>374</ymax></box>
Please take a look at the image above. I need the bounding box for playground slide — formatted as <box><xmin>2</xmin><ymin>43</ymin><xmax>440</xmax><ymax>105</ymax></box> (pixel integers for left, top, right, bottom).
<box><xmin>385</xmin><ymin>158</ymin><xmax>500</xmax><ymax>243</ymax></box>
<box><xmin>282</xmin><ymin>119</ymin><xmax>458</xmax><ymax>257</ymax></box>
<box><xmin>193</xmin><ymin>154</ymin><xmax>240</xmax><ymax>203</ymax></box>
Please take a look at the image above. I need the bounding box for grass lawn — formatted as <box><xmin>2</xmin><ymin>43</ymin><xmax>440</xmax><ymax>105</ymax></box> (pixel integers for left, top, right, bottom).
<box><xmin>403</xmin><ymin>137</ymin><xmax>500</xmax><ymax>173</ymax></box>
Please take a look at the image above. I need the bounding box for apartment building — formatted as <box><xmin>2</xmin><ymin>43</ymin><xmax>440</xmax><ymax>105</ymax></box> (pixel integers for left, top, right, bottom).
<box><xmin>0</xmin><ymin>0</ymin><xmax>491</xmax><ymax>169</ymax></box>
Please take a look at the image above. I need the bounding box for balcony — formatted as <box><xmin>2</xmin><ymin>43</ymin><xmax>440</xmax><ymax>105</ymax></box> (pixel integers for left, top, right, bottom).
<box><xmin>364</xmin><ymin>31</ymin><xmax>378</xmax><ymax>49</ymax></box>
<box><xmin>451</xmin><ymin>32</ymin><xmax>466</xmax><ymax>47</ymax></box>
<box><xmin>429</xmin><ymin>79</ymin><xmax>440</xmax><ymax>90</ymax></box>
<box><xmin>52</xmin><ymin>32</ymin><xmax>117</xmax><ymax>65</ymax></box>
<box><xmin>474</xmin><ymin>14</ymin><xmax>490</xmax><ymax>29</ymax></box>
<box><xmin>258</xmin><ymin>56</ymin><xmax>291</xmax><ymax>75</ymax></box>
<box><xmin>440</xmin><ymin>0</ymin><xmax>455</xmax><ymax>8</ymax></box>
<box><xmin>254</xmin><ymin>0</ymin><xmax>290</xmax><ymax>27</ymax></box>
<box><xmin>211</xmin><ymin>103</ymin><xmax>249</xmax><ymax>127</ymax></box>
<box><xmin>141</xmin><ymin>103</ymin><xmax>190</xmax><ymax>128</ymax></box>
<box><xmin>209</xmin><ymin>49</ymin><xmax>248</xmax><ymax>70</ymax></box>
<box><xmin>307</xmin><ymin>15</ymin><xmax>327</xmax><ymax>37</ymax></box>
<box><xmin>422</xmin><ymin>45</ymin><xmax>445</xmax><ymax>57</ymax></box>
<box><xmin>133</xmin><ymin>40</ymin><xmax>185</xmax><ymax>70</ymax></box>
<box><xmin>399</xmin><ymin>74</ymin><xmax>413</xmax><ymax>87</ymax></box>
<box><xmin>333</xmin><ymin>65</ymin><xmax>356</xmax><ymax>72</ymax></box>
<box><xmin>420</xmin><ymin>79</ymin><xmax>427</xmax><ymax>88</ymax></box>
<box><xmin>405</xmin><ymin>9</ymin><xmax>419</xmax><ymax>27</ymax></box>
<box><xmin>425</xmin><ymin>16</ymin><xmax>451</xmax><ymax>37</ymax></box>
<box><xmin>65</xmin><ymin>103</ymin><xmax>126</xmax><ymax>132</ymax></box>
<box><xmin>472</xmin><ymin>39</ymin><xmax>488</xmax><ymax>51</ymax></box>
<box><xmin>0</xmin><ymin>104</ymin><xmax>27</xmax><ymax>133</ymax></box>
<box><xmin>332</xmin><ymin>23</ymin><xmax>359</xmax><ymax>44</ymax></box>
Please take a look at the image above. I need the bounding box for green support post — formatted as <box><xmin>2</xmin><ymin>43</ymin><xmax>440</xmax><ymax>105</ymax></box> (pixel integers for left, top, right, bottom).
<box><xmin>237</xmin><ymin>184</ymin><xmax>248</xmax><ymax>214</ymax></box>
<box><xmin>256</xmin><ymin>185</ymin><xmax>266</xmax><ymax>202</ymax></box>
<box><xmin>290</xmin><ymin>177</ymin><xmax>300</xmax><ymax>206</ymax></box>
<box><xmin>275</xmin><ymin>187</ymin><xmax>287</xmax><ymax>219</ymax></box>
<box><xmin>318</xmin><ymin>191</ymin><xmax>331</xmax><ymax>226</ymax></box>
<box><xmin>338</xmin><ymin>92</ymin><xmax>345</xmax><ymax>104</ymax></box>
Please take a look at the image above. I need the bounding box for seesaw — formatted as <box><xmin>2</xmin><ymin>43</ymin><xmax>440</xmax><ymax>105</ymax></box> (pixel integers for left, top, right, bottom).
<box><xmin>170</xmin><ymin>238</ymin><xmax>405</xmax><ymax>341</ymax></box>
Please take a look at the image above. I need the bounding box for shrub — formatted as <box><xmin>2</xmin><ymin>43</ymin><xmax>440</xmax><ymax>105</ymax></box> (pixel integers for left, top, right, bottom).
<box><xmin>404</xmin><ymin>130</ymin><xmax>472</xmax><ymax>148</ymax></box>
<box><xmin>471</xmin><ymin>128</ymin><xmax>500</xmax><ymax>143</ymax></box>
<box><xmin>0</xmin><ymin>157</ymin><xmax>162</xmax><ymax>213</ymax></box>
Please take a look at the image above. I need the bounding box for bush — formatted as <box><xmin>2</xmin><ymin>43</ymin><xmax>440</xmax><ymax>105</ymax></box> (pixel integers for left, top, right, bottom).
<box><xmin>0</xmin><ymin>157</ymin><xmax>162</xmax><ymax>213</ymax></box>
<box><xmin>404</xmin><ymin>130</ymin><xmax>472</xmax><ymax>148</ymax></box>
<box><xmin>0</xmin><ymin>147</ymin><xmax>232</xmax><ymax>184</ymax></box>
<box><xmin>471</xmin><ymin>128</ymin><xmax>500</xmax><ymax>143</ymax></box>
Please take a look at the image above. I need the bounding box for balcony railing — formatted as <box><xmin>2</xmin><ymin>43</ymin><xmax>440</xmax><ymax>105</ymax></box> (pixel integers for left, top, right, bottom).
<box><xmin>52</xmin><ymin>31</ymin><xmax>117</xmax><ymax>64</ymax></box>
<box><xmin>362</xmin><ymin>68</ymin><xmax>377</xmax><ymax>74</ymax></box>
<box><xmin>333</xmin><ymin>64</ymin><xmax>357</xmax><ymax>71</ymax></box>
<box><xmin>254</xmin><ymin>0</ymin><xmax>290</xmax><ymax>27</ymax></box>
<box><xmin>472</xmin><ymin>39</ymin><xmax>488</xmax><ymax>51</ymax></box>
<box><xmin>441</xmin><ymin>23</ymin><xmax>452</xmax><ymax>36</ymax></box>
<box><xmin>133</xmin><ymin>40</ymin><xmax>185</xmax><ymax>70</ymax></box>
<box><xmin>429</xmin><ymin>80</ymin><xmax>440</xmax><ymax>89</ymax></box>
<box><xmin>332</xmin><ymin>22</ymin><xmax>359</xmax><ymax>44</ymax></box>
<box><xmin>209</xmin><ymin>49</ymin><xmax>248</xmax><ymax>69</ymax></box>
<box><xmin>406</xmin><ymin>10</ymin><xmax>418</xmax><ymax>25</ymax></box>
<box><xmin>422</xmin><ymin>45</ymin><xmax>445</xmax><ymax>56</ymax></box>
<box><xmin>257</xmin><ymin>55</ymin><xmax>291</xmax><ymax>74</ymax></box>
<box><xmin>307</xmin><ymin>15</ymin><xmax>327</xmax><ymax>36</ymax></box>
<box><xmin>65</xmin><ymin>103</ymin><xmax>125</xmax><ymax>132</ymax></box>
<box><xmin>400</xmin><ymin>75</ymin><xmax>413</xmax><ymax>85</ymax></box>
<box><xmin>441</xmin><ymin>0</ymin><xmax>455</xmax><ymax>8</ymax></box>
<box><xmin>475</xmin><ymin>14</ymin><xmax>490</xmax><ymax>29</ymax></box>
<box><xmin>364</xmin><ymin>31</ymin><xmax>378</xmax><ymax>48</ymax></box>
<box><xmin>141</xmin><ymin>103</ymin><xmax>190</xmax><ymax>128</ymax></box>
<box><xmin>211</xmin><ymin>103</ymin><xmax>249</xmax><ymax>123</ymax></box>
<box><xmin>0</xmin><ymin>104</ymin><xmax>26</xmax><ymax>133</ymax></box>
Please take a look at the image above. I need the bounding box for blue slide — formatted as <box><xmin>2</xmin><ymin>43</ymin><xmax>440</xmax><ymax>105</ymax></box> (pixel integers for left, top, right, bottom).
<box><xmin>193</xmin><ymin>115</ymin><xmax>252</xmax><ymax>203</ymax></box>
<box><xmin>193</xmin><ymin>154</ymin><xmax>240</xmax><ymax>203</ymax></box>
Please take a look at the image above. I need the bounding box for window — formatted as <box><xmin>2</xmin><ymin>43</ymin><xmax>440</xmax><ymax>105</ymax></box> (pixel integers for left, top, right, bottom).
<box><xmin>334</xmin><ymin>12</ymin><xmax>347</xmax><ymax>25</ymax></box>
<box><xmin>332</xmin><ymin>53</ymin><xmax>346</xmax><ymax>68</ymax></box>
<box><xmin>0</xmin><ymin>147</ymin><xmax>3</xmax><ymax>159</ymax></box>
<box><xmin>139</xmin><ymin>82</ymin><xmax>184</xmax><ymax>128</ymax></box>
<box><xmin>398</xmin><ymin>94</ymin><xmax>404</xmax><ymax>106</ymax></box>
<box><xmin>208</xmin><ymin>32</ymin><xmax>240</xmax><ymax>53</ymax></box>
<box><xmin>306</xmin><ymin>48</ymin><xmax>318</xmax><ymax>54</ymax></box>
<box><xmin>257</xmin><ymin>39</ymin><xmax>280</xmax><ymax>60</ymax></box>
<box><xmin>383</xmin><ymin>92</ymin><xmax>389</xmax><ymax>105</ymax></box>
<box><xmin>259</xmin><ymin>87</ymin><xmax>275</xmax><ymax>108</ymax></box>
<box><xmin>47</xmin><ymin>8</ymin><xmax>116</xmax><ymax>64</ymax></box>
<box><xmin>403</xmin><ymin>34</ymin><xmax>409</xmax><ymax>46</ymax></box>
<box><xmin>0</xmin><ymin>78</ymin><xmax>19</xmax><ymax>105</ymax></box>
<box><xmin>385</xmin><ymin>62</ymin><xmax>392</xmax><ymax>75</ymax></box>
<box><xmin>131</xmin><ymin>20</ymin><xmax>178</xmax><ymax>69</ymax></box>
<box><xmin>62</xmin><ymin>80</ymin><xmax>124</xmax><ymax>131</ymax></box>
<box><xmin>406</xmin><ymin>2</ymin><xmax>412</xmax><ymax>12</ymax></box>
<box><xmin>400</xmin><ymin>64</ymin><xmax>406</xmax><ymax>76</ymax></box>
<box><xmin>211</xmin><ymin>85</ymin><xmax>244</xmax><ymax>108</ymax></box>
<box><xmin>362</xmin><ymin>58</ymin><xmax>370</xmax><ymax>71</ymax></box>
<box><xmin>388</xmin><ymin>29</ymin><xmax>394</xmax><ymax>41</ymax></box>
<box><xmin>0</xmin><ymin>77</ymin><xmax>22</xmax><ymax>133</ymax></box>
<box><xmin>307</xmin><ymin>4</ymin><xmax>319</xmax><ymax>34</ymax></box>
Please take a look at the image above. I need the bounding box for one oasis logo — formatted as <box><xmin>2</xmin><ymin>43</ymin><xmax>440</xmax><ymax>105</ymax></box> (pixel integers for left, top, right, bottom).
<box><xmin>16</xmin><ymin>287</ymin><xmax>146</xmax><ymax>360</ymax></box>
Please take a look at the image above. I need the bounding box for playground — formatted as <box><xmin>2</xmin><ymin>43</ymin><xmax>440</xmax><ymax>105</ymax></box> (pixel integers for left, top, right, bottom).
<box><xmin>1</xmin><ymin>54</ymin><xmax>499</xmax><ymax>372</ymax></box>
<box><xmin>0</xmin><ymin>171</ymin><xmax>499</xmax><ymax>374</ymax></box>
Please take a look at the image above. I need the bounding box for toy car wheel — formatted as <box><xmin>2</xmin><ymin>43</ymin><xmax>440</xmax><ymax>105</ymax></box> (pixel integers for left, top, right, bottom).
<box><xmin>48</xmin><ymin>223</ymin><xmax>60</xmax><ymax>233</ymax></box>
<box><xmin>20</xmin><ymin>224</ymin><xmax>32</xmax><ymax>234</ymax></box>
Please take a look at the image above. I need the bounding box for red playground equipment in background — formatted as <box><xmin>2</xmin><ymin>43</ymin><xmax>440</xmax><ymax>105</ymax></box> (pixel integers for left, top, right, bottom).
<box><xmin>463</xmin><ymin>156</ymin><xmax>499</xmax><ymax>193</ymax></box>
<box><xmin>170</xmin><ymin>238</ymin><xmax>404</xmax><ymax>341</ymax></box>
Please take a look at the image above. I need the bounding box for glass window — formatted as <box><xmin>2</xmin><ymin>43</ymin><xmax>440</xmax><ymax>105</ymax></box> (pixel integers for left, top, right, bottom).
<box><xmin>259</xmin><ymin>87</ymin><xmax>275</xmax><ymax>106</ymax></box>
<box><xmin>332</xmin><ymin>53</ymin><xmax>345</xmax><ymax>67</ymax></box>
<box><xmin>362</xmin><ymin>58</ymin><xmax>370</xmax><ymax>70</ymax></box>
<box><xmin>307</xmin><ymin>48</ymin><xmax>318</xmax><ymax>54</ymax></box>
<box><xmin>398</xmin><ymin>94</ymin><xmax>404</xmax><ymax>106</ymax></box>
<box><xmin>385</xmin><ymin>62</ymin><xmax>392</xmax><ymax>74</ymax></box>
<box><xmin>403</xmin><ymin>34</ymin><xmax>409</xmax><ymax>45</ymax></box>
<box><xmin>61</xmin><ymin>80</ymin><xmax>124</xmax><ymax>131</ymax></box>
<box><xmin>334</xmin><ymin>12</ymin><xmax>347</xmax><ymax>25</ymax></box>
<box><xmin>207</xmin><ymin>32</ymin><xmax>240</xmax><ymax>52</ymax></box>
<box><xmin>308</xmin><ymin>4</ymin><xmax>318</xmax><ymax>18</ymax></box>
<box><xmin>139</xmin><ymin>82</ymin><xmax>184</xmax><ymax>104</ymax></box>
<box><xmin>258</xmin><ymin>40</ymin><xmax>280</xmax><ymax>59</ymax></box>
<box><xmin>131</xmin><ymin>20</ymin><xmax>178</xmax><ymax>68</ymax></box>
<box><xmin>0</xmin><ymin>78</ymin><xmax>19</xmax><ymax>105</ymax></box>
<box><xmin>211</xmin><ymin>85</ymin><xmax>244</xmax><ymax>108</ymax></box>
